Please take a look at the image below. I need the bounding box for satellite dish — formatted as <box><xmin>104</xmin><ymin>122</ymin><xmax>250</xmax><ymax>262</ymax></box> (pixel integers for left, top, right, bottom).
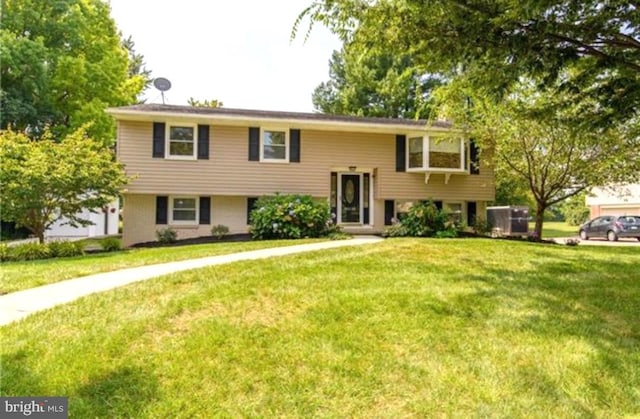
<box><xmin>153</xmin><ymin>77</ymin><xmax>172</xmax><ymax>104</ymax></box>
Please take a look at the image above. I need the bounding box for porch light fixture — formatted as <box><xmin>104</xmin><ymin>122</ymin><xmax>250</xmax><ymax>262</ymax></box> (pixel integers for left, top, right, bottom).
<box><xmin>348</xmin><ymin>166</ymin><xmax>357</xmax><ymax>171</ymax></box>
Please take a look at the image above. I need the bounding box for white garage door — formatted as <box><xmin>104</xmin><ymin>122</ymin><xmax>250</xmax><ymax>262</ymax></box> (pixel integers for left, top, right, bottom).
<box><xmin>600</xmin><ymin>206</ymin><xmax>640</xmax><ymax>216</ymax></box>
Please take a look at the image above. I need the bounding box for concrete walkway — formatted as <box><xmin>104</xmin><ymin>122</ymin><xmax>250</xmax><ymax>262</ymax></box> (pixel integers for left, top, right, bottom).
<box><xmin>0</xmin><ymin>237</ymin><xmax>383</xmax><ymax>327</ymax></box>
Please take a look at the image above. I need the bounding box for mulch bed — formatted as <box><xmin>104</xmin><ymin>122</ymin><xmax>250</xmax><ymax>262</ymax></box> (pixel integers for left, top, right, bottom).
<box><xmin>131</xmin><ymin>234</ymin><xmax>253</xmax><ymax>248</ymax></box>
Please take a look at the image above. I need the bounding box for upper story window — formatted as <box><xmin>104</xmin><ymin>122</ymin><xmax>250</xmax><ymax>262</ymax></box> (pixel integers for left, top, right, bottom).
<box><xmin>408</xmin><ymin>137</ymin><xmax>424</xmax><ymax>169</ymax></box>
<box><xmin>407</xmin><ymin>136</ymin><xmax>467</xmax><ymax>172</ymax></box>
<box><xmin>261</xmin><ymin>129</ymin><xmax>289</xmax><ymax>162</ymax></box>
<box><xmin>167</xmin><ymin>124</ymin><xmax>197</xmax><ymax>159</ymax></box>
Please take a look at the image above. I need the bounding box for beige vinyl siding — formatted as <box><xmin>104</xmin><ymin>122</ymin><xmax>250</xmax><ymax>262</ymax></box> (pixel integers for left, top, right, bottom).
<box><xmin>118</xmin><ymin>121</ymin><xmax>494</xmax><ymax>202</ymax></box>
<box><xmin>122</xmin><ymin>194</ymin><xmax>250</xmax><ymax>247</ymax></box>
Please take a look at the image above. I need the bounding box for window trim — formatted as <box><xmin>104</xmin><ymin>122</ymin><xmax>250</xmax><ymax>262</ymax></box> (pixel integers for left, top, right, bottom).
<box><xmin>260</xmin><ymin>127</ymin><xmax>290</xmax><ymax>163</ymax></box>
<box><xmin>406</xmin><ymin>135</ymin><xmax>469</xmax><ymax>173</ymax></box>
<box><xmin>166</xmin><ymin>123</ymin><xmax>198</xmax><ymax>160</ymax></box>
<box><xmin>169</xmin><ymin>196</ymin><xmax>199</xmax><ymax>225</ymax></box>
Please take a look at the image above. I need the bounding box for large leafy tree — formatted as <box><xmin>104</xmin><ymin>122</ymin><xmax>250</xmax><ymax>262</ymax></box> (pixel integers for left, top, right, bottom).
<box><xmin>296</xmin><ymin>0</ymin><xmax>640</xmax><ymax>129</ymax></box>
<box><xmin>0</xmin><ymin>128</ymin><xmax>129</xmax><ymax>243</ymax></box>
<box><xmin>0</xmin><ymin>0</ymin><xmax>149</xmax><ymax>144</ymax></box>
<box><xmin>436</xmin><ymin>81</ymin><xmax>640</xmax><ymax>238</ymax></box>
<box><xmin>312</xmin><ymin>46</ymin><xmax>442</xmax><ymax>118</ymax></box>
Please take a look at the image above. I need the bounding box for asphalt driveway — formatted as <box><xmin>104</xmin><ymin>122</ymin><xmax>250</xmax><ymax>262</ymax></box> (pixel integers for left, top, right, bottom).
<box><xmin>552</xmin><ymin>237</ymin><xmax>640</xmax><ymax>247</ymax></box>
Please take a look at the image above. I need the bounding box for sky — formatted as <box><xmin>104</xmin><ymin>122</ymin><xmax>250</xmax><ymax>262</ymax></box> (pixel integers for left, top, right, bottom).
<box><xmin>108</xmin><ymin>0</ymin><xmax>342</xmax><ymax>112</ymax></box>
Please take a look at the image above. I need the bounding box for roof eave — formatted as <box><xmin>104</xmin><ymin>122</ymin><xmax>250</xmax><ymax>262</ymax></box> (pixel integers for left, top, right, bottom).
<box><xmin>107</xmin><ymin>108</ymin><xmax>457</xmax><ymax>134</ymax></box>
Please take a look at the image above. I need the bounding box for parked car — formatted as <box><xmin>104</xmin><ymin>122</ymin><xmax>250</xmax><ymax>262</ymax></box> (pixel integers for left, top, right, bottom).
<box><xmin>579</xmin><ymin>215</ymin><xmax>640</xmax><ymax>241</ymax></box>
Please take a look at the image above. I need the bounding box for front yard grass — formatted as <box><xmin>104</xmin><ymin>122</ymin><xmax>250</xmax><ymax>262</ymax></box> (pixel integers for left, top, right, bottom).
<box><xmin>531</xmin><ymin>221</ymin><xmax>578</xmax><ymax>238</ymax></box>
<box><xmin>0</xmin><ymin>239</ymin><xmax>323</xmax><ymax>294</ymax></box>
<box><xmin>2</xmin><ymin>238</ymin><xmax>639</xmax><ymax>417</ymax></box>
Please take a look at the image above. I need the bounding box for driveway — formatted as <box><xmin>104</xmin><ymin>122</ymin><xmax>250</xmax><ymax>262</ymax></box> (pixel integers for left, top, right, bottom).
<box><xmin>552</xmin><ymin>237</ymin><xmax>640</xmax><ymax>247</ymax></box>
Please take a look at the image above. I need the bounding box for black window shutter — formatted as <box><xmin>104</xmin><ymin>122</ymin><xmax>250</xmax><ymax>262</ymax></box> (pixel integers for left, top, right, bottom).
<box><xmin>467</xmin><ymin>201</ymin><xmax>477</xmax><ymax>226</ymax></box>
<box><xmin>153</xmin><ymin>122</ymin><xmax>165</xmax><ymax>158</ymax></box>
<box><xmin>199</xmin><ymin>197</ymin><xmax>211</xmax><ymax>225</ymax></box>
<box><xmin>384</xmin><ymin>200</ymin><xmax>395</xmax><ymax>225</ymax></box>
<box><xmin>247</xmin><ymin>197</ymin><xmax>258</xmax><ymax>224</ymax></box>
<box><xmin>330</xmin><ymin>172</ymin><xmax>337</xmax><ymax>223</ymax></box>
<box><xmin>156</xmin><ymin>196</ymin><xmax>168</xmax><ymax>224</ymax></box>
<box><xmin>395</xmin><ymin>135</ymin><xmax>406</xmax><ymax>172</ymax></box>
<box><xmin>290</xmin><ymin>129</ymin><xmax>301</xmax><ymax>162</ymax></box>
<box><xmin>434</xmin><ymin>201</ymin><xmax>443</xmax><ymax>210</ymax></box>
<box><xmin>470</xmin><ymin>139</ymin><xmax>480</xmax><ymax>175</ymax></box>
<box><xmin>197</xmin><ymin>125</ymin><xmax>210</xmax><ymax>160</ymax></box>
<box><xmin>363</xmin><ymin>173</ymin><xmax>370</xmax><ymax>225</ymax></box>
<box><xmin>248</xmin><ymin>127</ymin><xmax>260</xmax><ymax>161</ymax></box>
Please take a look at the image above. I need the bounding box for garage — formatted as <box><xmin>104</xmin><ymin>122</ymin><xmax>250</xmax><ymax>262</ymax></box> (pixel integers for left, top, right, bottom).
<box><xmin>599</xmin><ymin>206</ymin><xmax>640</xmax><ymax>216</ymax></box>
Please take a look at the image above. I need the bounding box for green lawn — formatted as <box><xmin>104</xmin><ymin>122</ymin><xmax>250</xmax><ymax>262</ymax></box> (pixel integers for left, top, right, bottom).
<box><xmin>2</xmin><ymin>238</ymin><xmax>639</xmax><ymax>417</ymax></box>
<box><xmin>531</xmin><ymin>221</ymin><xmax>579</xmax><ymax>238</ymax></box>
<box><xmin>0</xmin><ymin>239</ymin><xmax>323</xmax><ymax>294</ymax></box>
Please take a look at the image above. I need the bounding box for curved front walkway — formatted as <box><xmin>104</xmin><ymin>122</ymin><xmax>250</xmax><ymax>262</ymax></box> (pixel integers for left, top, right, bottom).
<box><xmin>0</xmin><ymin>237</ymin><xmax>383</xmax><ymax>327</ymax></box>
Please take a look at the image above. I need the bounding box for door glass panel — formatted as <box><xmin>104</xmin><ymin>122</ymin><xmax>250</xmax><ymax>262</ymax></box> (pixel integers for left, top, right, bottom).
<box><xmin>341</xmin><ymin>174</ymin><xmax>360</xmax><ymax>223</ymax></box>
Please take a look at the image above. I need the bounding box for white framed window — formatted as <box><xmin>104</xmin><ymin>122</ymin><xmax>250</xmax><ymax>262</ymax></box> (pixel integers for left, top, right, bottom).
<box><xmin>170</xmin><ymin>197</ymin><xmax>198</xmax><ymax>224</ymax></box>
<box><xmin>260</xmin><ymin>128</ymin><xmax>289</xmax><ymax>162</ymax></box>
<box><xmin>395</xmin><ymin>200</ymin><xmax>416</xmax><ymax>221</ymax></box>
<box><xmin>429</xmin><ymin>137</ymin><xmax>463</xmax><ymax>170</ymax></box>
<box><xmin>408</xmin><ymin>137</ymin><xmax>424</xmax><ymax>169</ymax></box>
<box><xmin>167</xmin><ymin>124</ymin><xmax>197</xmax><ymax>159</ymax></box>
<box><xmin>407</xmin><ymin>135</ymin><xmax>467</xmax><ymax>172</ymax></box>
<box><xmin>443</xmin><ymin>202</ymin><xmax>463</xmax><ymax>223</ymax></box>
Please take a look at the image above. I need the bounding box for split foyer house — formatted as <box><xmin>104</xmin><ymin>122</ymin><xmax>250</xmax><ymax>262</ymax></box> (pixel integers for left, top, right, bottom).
<box><xmin>108</xmin><ymin>104</ymin><xmax>495</xmax><ymax>246</ymax></box>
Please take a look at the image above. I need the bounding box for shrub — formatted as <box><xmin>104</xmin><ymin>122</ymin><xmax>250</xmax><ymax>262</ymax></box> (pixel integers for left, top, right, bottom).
<box><xmin>211</xmin><ymin>224</ymin><xmax>230</xmax><ymax>240</ymax></box>
<box><xmin>156</xmin><ymin>227</ymin><xmax>177</xmax><ymax>244</ymax></box>
<box><xmin>435</xmin><ymin>227</ymin><xmax>459</xmax><ymax>238</ymax></box>
<box><xmin>100</xmin><ymin>237</ymin><xmax>121</xmax><ymax>252</ymax></box>
<box><xmin>471</xmin><ymin>217</ymin><xmax>492</xmax><ymax>236</ymax></box>
<box><xmin>400</xmin><ymin>201</ymin><xmax>449</xmax><ymax>237</ymax></box>
<box><xmin>326</xmin><ymin>224</ymin><xmax>351</xmax><ymax>240</ymax></box>
<box><xmin>382</xmin><ymin>222</ymin><xmax>409</xmax><ymax>238</ymax></box>
<box><xmin>0</xmin><ymin>243</ymin><xmax>10</xmax><ymax>262</ymax></box>
<box><xmin>560</xmin><ymin>192</ymin><xmax>590</xmax><ymax>226</ymax></box>
<box><xmin>10</xmin><ymin>242</ymin><xmax>51</xmax><ymax>261</ymax></box>
<box><xmin>48</xmin><ymin>240</ymin><xmax>85</xmax><ymax>258</ymax></box>
<box><xmin>250</xmin><ymin>194</ymin><xmax>332</xmax><ymax>240</ymax></box>
<box><xmin>383</xmin><ymin>201</ymin><xmax>464</xmax><ymax>238</ymax></box>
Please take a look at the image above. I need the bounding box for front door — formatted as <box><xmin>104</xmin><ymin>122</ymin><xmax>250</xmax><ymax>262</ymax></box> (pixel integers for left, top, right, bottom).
<box><xmin>339</xmin><ymin>173</ymin><xmax>362</xmax><ymax>224</ymax></box>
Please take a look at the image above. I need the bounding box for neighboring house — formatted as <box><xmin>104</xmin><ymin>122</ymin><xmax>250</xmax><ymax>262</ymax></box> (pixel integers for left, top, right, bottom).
<box><xmin>108</xmin><ymin>104</ymin><xmax>495</xmax><ymax>247</ymax></box>
<box><xmin>586</xmin><ymin>184</ymin><xmax>640</xmax><ymax>218</ymax></box>
<box><xmin>45</xmin><ymin>201</ymin><xmax>120</xmax><ymax>239</ymax></box>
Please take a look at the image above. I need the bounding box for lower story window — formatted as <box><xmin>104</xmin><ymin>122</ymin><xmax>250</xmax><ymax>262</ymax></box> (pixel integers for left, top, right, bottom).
<box><xmin>444</xmin><ymin>202</ymin><xmax>463</xmax><ymax>223</ymax></box>
<box><xmin>395</xmin><ymin>200</ymin><xmax>415</xmax><ymax>221</ymax></box>
<box><xmin>171</xmin><ymin>197</ymin><xmax>198</xmax><ymax>224</ymax></box>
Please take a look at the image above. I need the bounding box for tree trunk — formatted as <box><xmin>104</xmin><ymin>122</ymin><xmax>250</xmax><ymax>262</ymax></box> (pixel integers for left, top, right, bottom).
<box><xmin>36</xmin><ymin>230</ymin><xmax>45</xmax><ymax>244</ymax></box>
<box><xmin>533</xmin><ymin>203</ymin><xmax>546</xmax><ymax>241</ymax></box>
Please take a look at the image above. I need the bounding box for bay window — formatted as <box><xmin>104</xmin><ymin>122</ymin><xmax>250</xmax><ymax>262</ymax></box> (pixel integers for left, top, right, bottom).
<box><xmin>407</xmin><ymin>136</ymin><xmax>467</xmax><ymax>172</ymax></box>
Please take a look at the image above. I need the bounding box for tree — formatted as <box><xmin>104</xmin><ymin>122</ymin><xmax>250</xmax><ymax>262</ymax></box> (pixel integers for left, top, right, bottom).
<box><xmin>0</xmin><ymin>0</ymin><xmax>149</xmax><ymax>144</ymax></box>
<box><xmin>122</xmin><ymin>35</ymin><xmax>152</xmax><ymax>94</ymax></box>
<box><xmin>295</xmin><ymin>0</ymin><xmax>639</xmax><ymax>129</ymax></box>
<box><xmin>188</xmin><ymin>98</ymin><xmax>224</xmax><ymax>108</ymax></box>
<box><xmin>0</xmin><ymin>128</ymin><xmax>129</xmax><ymax>243</ymax></box>
<box><xmin>435</xmin><ymin>80</ymin><xmax>640</xmax><ymax>239</ymax></box>
<box><xmin>312</xmin><ymin>46</ymin><xmax>442</xmax><ymax>118</ymax></box>
<box><xmin>559</xmin><ymin>191</ymin><xmax>591</xmax><ymax>226</ymax></box>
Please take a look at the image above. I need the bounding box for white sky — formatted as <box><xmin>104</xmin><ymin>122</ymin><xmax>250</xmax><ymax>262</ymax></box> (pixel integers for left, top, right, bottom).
<box><xmin>108</xmin><ymin>0</ymin><xmax>341</xmax><ymax>112</ymax></box>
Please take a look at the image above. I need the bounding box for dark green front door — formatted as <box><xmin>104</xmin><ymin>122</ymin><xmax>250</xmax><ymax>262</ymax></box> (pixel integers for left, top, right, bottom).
<box><xmin>340</xmin><ymin>174</ymin><xmax>361</xmax><ymax>223</ymax></box>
